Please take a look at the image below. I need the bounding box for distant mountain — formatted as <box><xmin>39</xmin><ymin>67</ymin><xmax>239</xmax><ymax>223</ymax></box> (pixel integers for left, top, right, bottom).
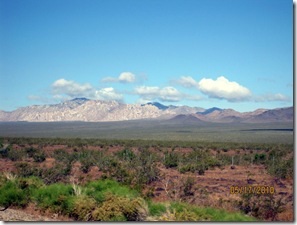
<box><xmin>142</xmin><ymin>102</ymin><xmax>169</xmax><ymax>110</ymax></box>
<box><xmin>70</xmin><ymin>97</ymin><xmax>90</xmax><ymax>103</ymax></box>
<box><xmin>197</xmin><ymin>107</ymin><xmax>223</xmax><ymax>115</ymax></box>
<box><xmin>0</xmin><ymin>99</ymin><xmax>293</xmax><ymax>123</ymax></box>
<box><xmin>168</xmin><ymin>114</ymin><xmax>204</xmax><ymax>124</ymax></box>
<box><xmin>243</xmin><ymin>107</ymin><xmax>293</xmax><ymax>123</ymax></box>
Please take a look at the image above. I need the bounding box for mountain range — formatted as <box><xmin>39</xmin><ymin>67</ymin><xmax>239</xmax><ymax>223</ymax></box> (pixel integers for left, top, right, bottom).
<box><xmin>0</xmin><ymin>98</ymin><xmax>293</xmax><ymax>123</ymax></box>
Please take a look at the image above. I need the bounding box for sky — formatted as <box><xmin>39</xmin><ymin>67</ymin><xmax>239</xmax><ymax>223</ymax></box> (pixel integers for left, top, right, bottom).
<box><xmin>0</xmin><ymin>0</ymin><xmax>293</xmax><ymax>112</ymax></box>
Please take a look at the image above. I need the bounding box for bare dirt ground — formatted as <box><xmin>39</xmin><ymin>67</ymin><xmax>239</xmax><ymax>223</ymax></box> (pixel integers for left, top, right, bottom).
<box><xmin>0</xmin><ymin>208</ymin><xmax>53</xmax><ymax>221</ymax></box>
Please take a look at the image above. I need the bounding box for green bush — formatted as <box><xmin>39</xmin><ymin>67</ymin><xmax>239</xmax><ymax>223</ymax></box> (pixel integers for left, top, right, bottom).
<box><xmin>17</xmin><ymin>176</ymin><xmax>44</xmax><ymax>191</ymax></box>
<box><xmin>116</xmin><ymin>149</ymin><xmax>136</xmax><ymax>161</ymax></box>
<box><xmin>164</xmin><ymin>152</ymin><xmax>179</xmax><ymax>168</ymax></box>
<box><xmin>147</xmin><ymin>201</ymin><xmax>167</xmax><ymax>216</ymax></box>
<box><xmin>32</xmin><ymin>183</ymin><xmax>74</xmax><ymax>214</ymax></box>
<box><xmin>85</xmin><ymin>179</ymin><xmax>138</xmax><ymax>202</ymax></box>
<box><xmin>0</xmin><ymin>180</ymin><xmax>28</xmax><ymax>209</ymax></box>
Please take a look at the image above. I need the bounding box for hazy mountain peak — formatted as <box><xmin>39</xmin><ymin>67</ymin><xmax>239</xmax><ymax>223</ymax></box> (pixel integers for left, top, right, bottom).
<box><xmin>198</xmin><ymin>107</ymin><xmax>223</xmax><ymax>115</ymax></box>
<box><xmin>144</xmin><ymin>102</ymin><xmax>169</xmax><ymax>110</ymax></box>
<box><xmin>70</xmin><ymin>97</ymin><xmax>90</xmax><ymax>102</ymax></box>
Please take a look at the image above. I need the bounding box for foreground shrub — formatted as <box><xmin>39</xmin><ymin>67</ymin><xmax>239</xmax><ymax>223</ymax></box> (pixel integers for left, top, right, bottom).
<box><xmin>92</xmin><ymin>193</ymin><xmax>148</xmax><ymax>221</ymax></box>
<box><xmin>239</xmin><ymin>193</ymin><xmax>285</xmax><ymax>221</ymax></box>
<box><xmin>147</xmin><ymin>201</ymin><xmax>167</xmax><ymax>216</ymax></box>
<box><xmin>32</xmin><ymin>183</ymin><xmax>73</xmax><ymax>214</ymax></box>
<box><xmin>0</xmin><ymin>180</ymin><xmax>28</xmax><ymax>209</ymax></box>
<box><xmin>71</xmin><ymin>195</ymin><xmax>96</xmax><ymax>221</ymax></box>
<box><xmin>85</xmin><ymin>179</ymin><xmax>138</xmax><ymax>203</ymax></box>
<box><xmin>159</xmin><ymin>209</ymin><xmax>200</xmax><ymax>221</ymax></box>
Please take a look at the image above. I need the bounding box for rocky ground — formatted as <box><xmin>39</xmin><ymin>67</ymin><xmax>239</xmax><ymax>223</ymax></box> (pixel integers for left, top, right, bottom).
<box><xmin>0</xmin><ymin>209</ymin><xmax>53</xmax><ymax>221</ymax></box>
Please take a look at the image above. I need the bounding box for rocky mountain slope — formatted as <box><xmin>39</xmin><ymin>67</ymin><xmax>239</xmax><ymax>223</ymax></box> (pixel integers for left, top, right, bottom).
<box><xmin>0</xmin><ymin>98</ymin><xmax>293</xmax><ymax>123</ymax></box>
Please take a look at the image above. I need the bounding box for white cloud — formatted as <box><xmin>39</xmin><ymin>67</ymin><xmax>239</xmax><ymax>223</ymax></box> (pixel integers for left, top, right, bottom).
<box><xmin>174</xmin><ymin>76</ymin><xmax>199</xmax><ymax>88</ymax></box>
<box><xmin>52</xmin><ymin>79</ymin><xmax>93</xmax><ymax>97</ymax></box>
<box><xmin>102</xmin><ymin>72</ymin><xmax>136</xmax><ymax>83</ymax></box>
<box><xmin>135</xmin><ymin>86</ymin><xmax>182</xmax><ymax>102</ymax></box>
<box><xmin>50</xmin><ymin>78</ymin><xmax>123</xmax><ymax>102</ymax></box>
<box><xmin>95</xmin><ymin>87</ymin><xmax>123</xmax><ymax>101</ymax></box>
<box><xmin>255</xmin><ymin>93</ymin><xmax>290</xmax><ymax>102</ymax></box>
<box><xmin>134</xmin><ymin>86</ymin><xmax>160</xmax><ymax>97</ymax></box>
<box><xmin>134</xmin><ymin>85</ymin><xmax>202</xmax><ymax>102</ymax></box>
<box><xmin>118</xmin><ymin>72</ymin><xmax>135</xmax><ymax>83</ymax></box>
<box><xmin>159</xmin><ymin>87</ymin><xmax>182</xmax><ymax>102</ymax></box>
<box><xmin>101</xmin><ymin>77</ymin><xmax>118</xmax><ymax>83</ymax></box>
<box><xmin>198</xmin><ymin>76</ymin><xmax>252</xmax><ymax>102</ymax></box>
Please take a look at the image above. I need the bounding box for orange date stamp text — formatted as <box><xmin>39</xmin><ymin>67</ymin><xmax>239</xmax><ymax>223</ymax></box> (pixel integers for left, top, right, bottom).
<box><xmin>230</xmin><ymin>185</ymin><xmax>275</xmax><ymax>194</ymax></box>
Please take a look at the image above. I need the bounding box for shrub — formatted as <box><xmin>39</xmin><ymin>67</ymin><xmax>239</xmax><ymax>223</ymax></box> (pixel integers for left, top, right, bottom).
<box><xmin>17</xmin><ymin>176</ymin><xmax>44</xmax><ymax>191</ymax></box>
<box><xmin>116</xmin><ymin>149</ymin><xmax>136</xmax><ymax>161</ymax></box>
<box><xmin>0</xmin><ymin>180</ymin><xmax>28</xmax><ymax>209</ymax></box>
<box><xmin>7</xmin><ymin>148</ymin><xmax>26</xmax><ymax>161</ymax></box>
<box><xmin>158</xmin><ymin>208</ymin><xmax>200</xmax><ymax>221</ymax></box>
<box><xmin>33</xmin><ymin>151</ymin><xmax>46</xmax><ymax>163</ymax></box>
<box><xmin>71</xmin><ymin>195</ymin><xmax>96</xmax><ymax>221</ymax></box>
<box><xmin>15</xmin><ymin>162</ymin><xmax>41</xmax><ymax>177</ymax></box>
<box><xmin>147</xmin><ymin>201</ymin><xmax>167</xmax><ymax>216</ymax></box>
<box><xmin>0</xmin><ymin>145</ymin><xmax>11</xmax><ymax>158</ymax></box>
<box><xmin>26</xmin><ymin>147</ymin><xmax>37</xmax><ymax>158</ymax></box>
<box><xmin>41</xmin><ymin>162</ymin><xmax>71</xmax><ymax>184</ymax></box>
<box><xmin>85</xmin><ymin>179</ymin><xmax>138</xmax><ymax>202</ymax></box>
<box><xmin>183</xmin><ymin>177</ymin><xmax>195</xmax><ymax>197</ymax></box>
<box><xmin>164</xmin><ymin>152</ymin><xmax>179</xmax><ymax>168</ymax></box>
<box><xmin>239</xmin><ymin>193</ymin><xmax>285</xmax><ymax>221</ymax></box>
<box><xmin>92</xmin><ymin>193</ymin><xmax>148</xmax><ymax>221</ymax></box>
<box><xmin>32</xmin><ymin>183</ymin><xmax>74</xmax><ymax>214</ymax></box>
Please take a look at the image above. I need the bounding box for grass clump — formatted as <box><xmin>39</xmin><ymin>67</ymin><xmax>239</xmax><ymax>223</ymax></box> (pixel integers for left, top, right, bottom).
<box><xmin>147</xmin><ymin>201</ymin><xmax>167</xmax><ymax>216</ymax></box>
<box><xmin>85</xmin><ymin>179</ymin><xmax>138</xmax><ymax>202</ymax></box>
<box><xmin>155</xmin><ymin>202</ymin><xmax>255</xmax><ymax>222</ymax></box>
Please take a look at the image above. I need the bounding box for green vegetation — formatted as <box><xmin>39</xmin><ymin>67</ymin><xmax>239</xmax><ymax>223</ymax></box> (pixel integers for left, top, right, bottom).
<box><xmin>0</xmin><ymin>174</ymin><xmax>255</xmax><ymax>221</ymax></box>
<box><xmin>0</xmin><ymin>136</ymin><xmax>293</xmax><ymax>221</ymax></box>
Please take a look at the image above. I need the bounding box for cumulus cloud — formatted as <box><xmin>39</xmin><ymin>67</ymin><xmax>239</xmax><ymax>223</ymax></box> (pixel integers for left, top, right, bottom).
<box><xmin>134</xmin><ymin>85</ymin><xmax>203</xmax><ymax>102</ymax></box>
<box><xmin>173</xmin><ymin>76</ymin><xmax>199</xmax><ymax>88</ymax></box>
<box><xmin>52</xmin><ymin>79</ymin><xmax>93</xmax><ymax>97</ymax></box>
<box><xmin>255</xmin><ymin>93</ymin><xmax>290</xmax><ymax>102</ymax></box>
<box><xmin>95</xmin><ymin>87</ymin><xmax>123</xmax><ymax>101</ymax></box>
<box><xmin>119</xmin><ymin>72</ymin><xmax>135</xmax><ymax>83</ymax></box>
<box><xmin>51</xmin><ymin>78</ymin><xmax>123</xmax><ymax>101</ymax></box>
<box><xmin>134</xmin><ymin>86</ymin><xmax>182</xmax><ymax>102</ymax></box>
<box><xmin>102</xmin><ymin>72</ymin><xmax>136</xmax><ymax>83</ymax></box>
<box><xmin>198</xmin><ymin>76</ymin><xmax>252</xmax><ymax>102</ymax></box>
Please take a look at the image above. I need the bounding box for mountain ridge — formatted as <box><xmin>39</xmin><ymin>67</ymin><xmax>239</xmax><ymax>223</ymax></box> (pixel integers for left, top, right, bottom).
<box><xmin>0</xmin><ymin>99</ymin><xmax>293</xmax><ymax>123</ymax></box>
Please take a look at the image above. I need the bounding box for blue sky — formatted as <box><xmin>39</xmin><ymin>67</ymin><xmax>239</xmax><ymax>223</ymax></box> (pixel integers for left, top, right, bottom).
<box><xmin>0</xmin><ymin>0</ymin><xmax>293</xmax><ymax>112</ymax></box>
